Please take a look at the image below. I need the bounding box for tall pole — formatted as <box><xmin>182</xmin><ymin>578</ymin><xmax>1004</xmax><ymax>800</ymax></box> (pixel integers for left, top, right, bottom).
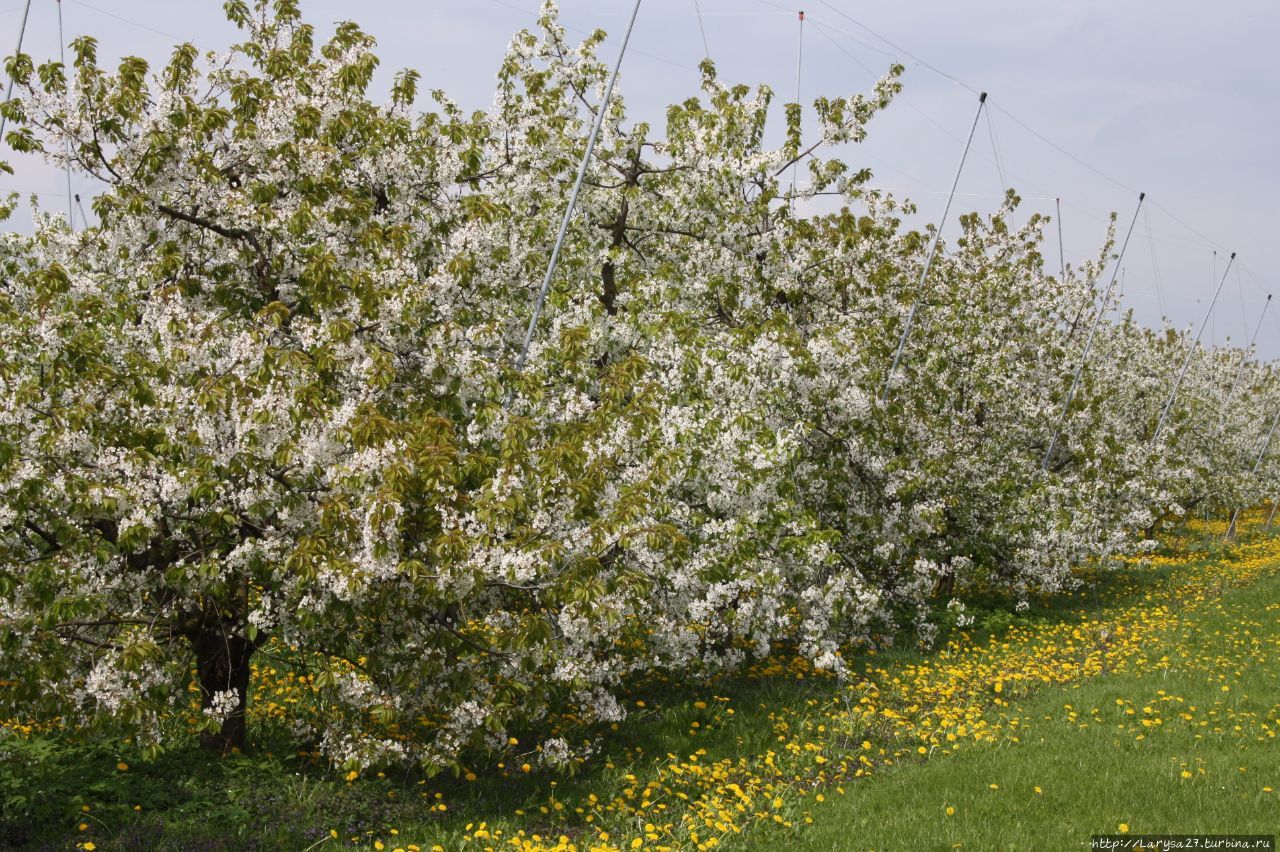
<box><xmin>789</xmin><ymin>11</ymin><xmax>805</xmax><ymax>207</ymax></box>
<box><xmin>1216</xmin><ymin>293</ymin><xmax>1273</xmax><ymax>534</ymax></box>
<box><xmin>1204</xmin><ymin>293</ymin><xmax>1272</xmax><ymax>494</ymax></box>
<box><xmin>1223</xmin><ymin>293</ymin><xmax>1271</xmax><ymax>405</ymax></box>
<box><xmin>692</xmin><ymin>0</ymin><xmax>710</xmax><ymax>57</ymax></box>
<box><xmin>1056</xmin><ymin>197</ymin><xmax>1065</xmax><ymax>280</ymax></box>
<box><xmin>513</xmin><ymin>0</ymin><xmax>644</xmax><ymax>381</ymax></box>
<box><xmin>882</xmin><ymin>91</ymin><xmax>987</xmax><ymax>402</ymax></box>
<box><xmin>1041</xmin><ymin>193</ymin><xmax>1145</xmax><ymax>470</ymax></box>
<box><xmin>1211</xmin><ymin>252</ymin><xmax>1217</xmax><ymax>347</ymax></box>
<box><xmin>57</xmin><ymin>0</ymin><xmax>74</xmax><ymax>229</ymax></box>
<box><xmin>1152</xmin><ymin>251</ymin><xmax>1237</xmax><ymax>442</ymax></box>
<box><xmin>1225</xmin><ymin>406</ymin><xmax>1280</xmax><ymax>539</ymax></box>
<box><xmin>0</xmin><ymin>0</ymin><xmax>35</xmax><ymax>142</ymax></box>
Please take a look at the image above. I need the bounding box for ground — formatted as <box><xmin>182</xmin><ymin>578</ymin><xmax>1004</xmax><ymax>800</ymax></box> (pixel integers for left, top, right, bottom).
<box><xmin>3</xmin><ymin>517</ymin><xmax>1278</xmax><ymax>851</ymax></box>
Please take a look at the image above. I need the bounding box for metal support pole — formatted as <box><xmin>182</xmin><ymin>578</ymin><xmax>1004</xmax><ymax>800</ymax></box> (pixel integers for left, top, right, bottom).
<box><xmin>0</xmin><ymin>0</ymin><xmax>35</xmax><ymax>142</ymax></box>
<box><xmin>57</xmin><ymin>0</ymin><xmax>74</xmax><ymax>229</ymax></box>
<box><xmin>1041</xmin><ymin>193</ymin><xmax>1145</xmax><ymax>469</ymax></box>
<box><xmin>1223</xmin><ymin>293</ymin><xmax>1271</xmax><ymax>406</ymax></box>
<box><xmin>1056</xmin><ymin>197</ymin><xmax>1065</xmax><ymax>280</ymax></box>
<box><xmin>1226</xmin><ymin>406</ymin><xmax>1280</xmax><ymax>539</ymax></box>
<box><xmin>1198</xmin><ymin>291</ymin><xmax>1269</xmax><ymax>506</ymax></box>
<box><xmin>692</xmin><ymin>0</ymin><xmax>710</xmax><ymax>57</ymax></box>
<box><xmin>1152</xmin><ymin>251</ymin><xmax>1236</xmax><ymax>442</ymax></box>
<box><xmin>881</xmin><ymin>91</ymin><xmax>987</xmax><ymax>402</ymax></box>
<box><xmin>512</xmin><ymin>0</ymin><xmax>644</xmax><ymax>382</ymax></box>
<box><xmin>75</xmin><ymin>193</ymin><xmax>89</xmax><ymax>228</ymax></box>
<box><xmin>789</xmin><ymin>10</ymin><xmax>805</xmax><ymax>207</ymax></box>
<box><xmin>1211</xmin><ymin>251</ymin><xmax>1217</xmax><ymax>346</ymax></box>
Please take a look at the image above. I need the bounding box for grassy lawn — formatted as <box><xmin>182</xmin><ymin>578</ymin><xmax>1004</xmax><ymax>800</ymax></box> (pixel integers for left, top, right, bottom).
<box><xmin>775</xmin><ymin>565</ymin><xmax>1280</xmax><ymax>850</ymax></box>
<box><xmin>4</xmin><ymin>522</ymin><xmax>1279</xmax><ymax>850</ymax></box>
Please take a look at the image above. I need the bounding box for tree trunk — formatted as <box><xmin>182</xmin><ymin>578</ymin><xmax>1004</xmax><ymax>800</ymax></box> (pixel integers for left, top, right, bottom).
<box><xmin>192</xmin><ymin>629</ymin><xmax>254</xmax><ymax>755</ymax></box>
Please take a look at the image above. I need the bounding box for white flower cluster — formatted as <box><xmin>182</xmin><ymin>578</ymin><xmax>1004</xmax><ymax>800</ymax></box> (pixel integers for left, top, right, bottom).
<box><xmin>202</xmin><ymin>689</ymin><xmax>241</xmax><ymax>726</ymax></box>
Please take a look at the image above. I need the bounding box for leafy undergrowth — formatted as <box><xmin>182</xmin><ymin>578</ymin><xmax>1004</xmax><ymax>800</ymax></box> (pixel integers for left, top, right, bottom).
<box><xmin>4</xmin><ymin>514</ymin><xmax>1279</xmax><ymax>851</ymax></box>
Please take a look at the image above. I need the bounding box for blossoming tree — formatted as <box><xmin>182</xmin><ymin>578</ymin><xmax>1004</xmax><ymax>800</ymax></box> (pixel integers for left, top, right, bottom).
<box><xmin>1</xmin><ymin>0</ymin><xmax>1276</xmax><ymax>768</ymax></box>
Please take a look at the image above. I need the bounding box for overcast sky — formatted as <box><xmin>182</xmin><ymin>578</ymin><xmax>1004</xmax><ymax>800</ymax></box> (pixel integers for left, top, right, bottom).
<box><xmin>3</xmin><ymin>0</ymin><xmax>1277</xmax><ymax>358</ymax></box>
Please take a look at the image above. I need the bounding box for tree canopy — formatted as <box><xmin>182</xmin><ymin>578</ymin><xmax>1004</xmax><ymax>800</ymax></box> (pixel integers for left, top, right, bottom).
<box><xmin>1</xmin><ymin>0</ymin><xmax>1275</xmax><ymax>770</ymax></box>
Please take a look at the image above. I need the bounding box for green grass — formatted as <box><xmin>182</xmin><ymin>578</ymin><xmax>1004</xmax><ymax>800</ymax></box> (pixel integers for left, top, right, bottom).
<box><xmin>4</xmin><ymin>528</ymin><xmax>1279</xmax><ymax>850</ymax></box>
<box><xmin>773</xmin><ymin>570</ymin><xmax>1280</xmax><ymax>851</ymax></box>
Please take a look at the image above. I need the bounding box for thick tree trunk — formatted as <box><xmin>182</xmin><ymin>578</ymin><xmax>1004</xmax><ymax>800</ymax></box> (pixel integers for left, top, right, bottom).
<box><xmin>192</xmin><ymin>629</ymin><xmax>254</xmax><ymax>755</ymax></box>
